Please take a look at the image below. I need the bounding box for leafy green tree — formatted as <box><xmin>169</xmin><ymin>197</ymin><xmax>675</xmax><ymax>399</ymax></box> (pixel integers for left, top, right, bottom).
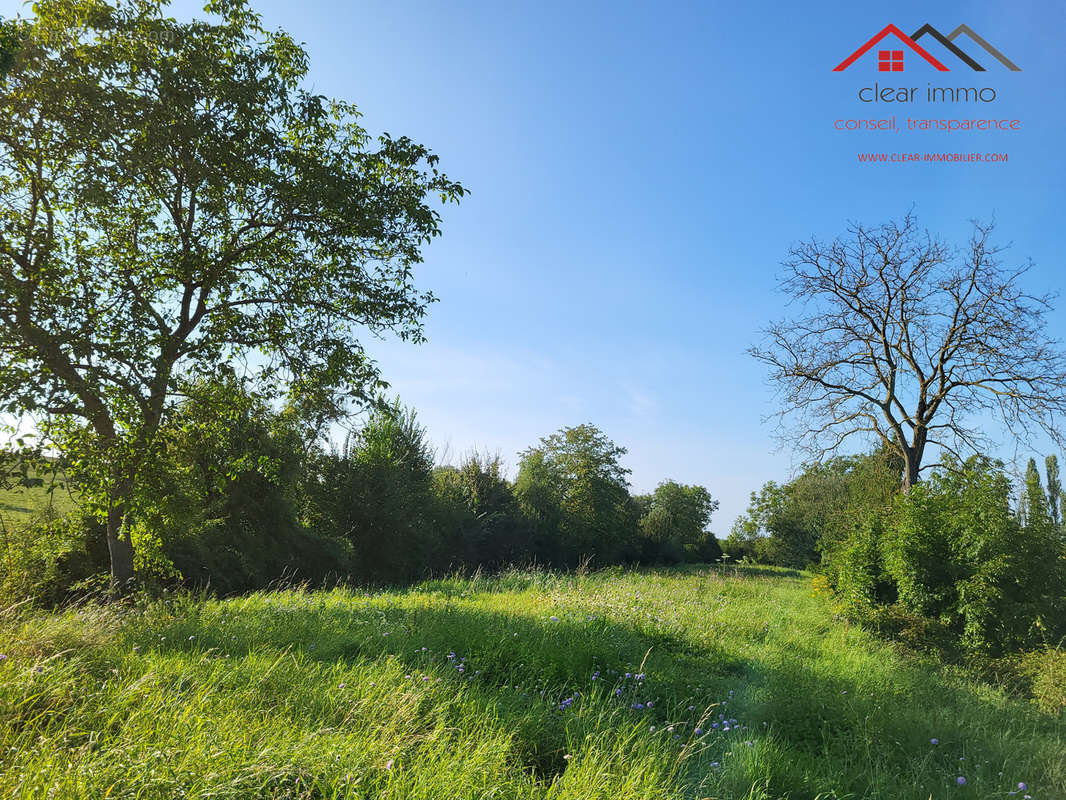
<box><xmin>0</xmin><ymin>0</ymin><xmax>463</xmax><ymax>589</ymax></box>
<box><xmin>639</xmin><ymin>480</ymin><xmax>720</xmax><ymax>563</ymax></box>
<box><xmin>1045</xmin><ymin>454</ymin><xmax>1062</xmax><ymax>527</ymax></box>
<box><xmin>432</xmin><ymin>452</ymin><xmax>531</xmax><ymax>567</ymax></box>
<box><xmin>312</xmin><ymin>402</ymin><xmax>438</xmax><ymax>583</ymax></box>
<box><xmin>730</xmin><ymin>448</ymin><xmax>901</xmax><ymax>569</ymax></box>
<box><xmin>515</xmin><ymin>424</ymin><xmax>637</xmax><ymax>565</ymax></box>
<box><xmin>1024</xmin><ymin>458</ymin><xmax>1052</xmax><ymax>531</ymax></box>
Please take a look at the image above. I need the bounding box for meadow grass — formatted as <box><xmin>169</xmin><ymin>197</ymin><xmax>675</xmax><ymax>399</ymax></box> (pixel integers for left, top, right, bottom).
<box><xmin>0</xmin><ymin>470</ymin><xmax>74</xmax><ymax>527</ymax></box>
<box><xmin>0</xmin><ymin>565</ymin><xmax>1061</xmax><ymax>799</ymax></box>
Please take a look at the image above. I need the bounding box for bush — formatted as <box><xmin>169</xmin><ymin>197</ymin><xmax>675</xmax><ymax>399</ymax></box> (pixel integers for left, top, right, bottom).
<box><xmin>833</xmin><ymin>513</ymin><xmax>895</xmax><ymax>614</ymax></box>
<box><xmin>826</xmin><ymin>455</ymin><xmax>1066</xmax><ymax>656</ymax></box>
<box><xmin>1022</xmin><ymin>648</ymin><xmax>1066</xmax><ymax>715</ymax></box>
<box><xmin>148</xmin><ymin>376</ymin><xmax>353</xmax><ymax>593</ymax></box>
<box><xmin>0</xmin><ymin>512</ymin><xmax>108</xmax><ymax>608</ymax></box>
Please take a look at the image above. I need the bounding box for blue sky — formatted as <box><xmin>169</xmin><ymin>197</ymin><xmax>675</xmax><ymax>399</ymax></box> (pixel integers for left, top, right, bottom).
<box><xmin>6</xmin><ymin>0</ymin><xmax>1065</xmax><ymax>530</ymax></box>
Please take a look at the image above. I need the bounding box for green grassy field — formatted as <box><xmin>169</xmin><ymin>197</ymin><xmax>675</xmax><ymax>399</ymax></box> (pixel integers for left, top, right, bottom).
<box><xmin>0</xmin><ymin>470</ymin><xmax>74</xmax><ymax>527</ymax></box>
<box><xmin>0</xmin><ymin>566</ymin><xmax>1061</xmax><ymax>799</ymax></box>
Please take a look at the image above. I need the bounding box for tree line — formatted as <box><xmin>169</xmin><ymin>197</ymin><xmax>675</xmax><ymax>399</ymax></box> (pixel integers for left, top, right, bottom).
<box><xmin>0</xmin><ymin>383</ymin><xmax>722</xmax><ymax>604</ymax></box>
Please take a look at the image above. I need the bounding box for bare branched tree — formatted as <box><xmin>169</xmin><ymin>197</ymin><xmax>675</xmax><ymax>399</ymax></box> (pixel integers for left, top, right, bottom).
<box><xmin>751</xmin><ymin>213</ymin><xmax>1066</xmax><ymax>489</ymax></box>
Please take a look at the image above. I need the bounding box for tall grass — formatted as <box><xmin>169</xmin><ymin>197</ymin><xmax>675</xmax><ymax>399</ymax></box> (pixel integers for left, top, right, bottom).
<box><xmin>0</xmin><ymin>566</ymin><xmax>1062</xmax><ymax>799</ymax></box>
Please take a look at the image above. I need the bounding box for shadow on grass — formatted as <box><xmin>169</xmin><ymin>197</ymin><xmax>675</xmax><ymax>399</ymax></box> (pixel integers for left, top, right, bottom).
<box><xmin>126</xmin><ymin>588</ymin><xmax>1063</xmax><ymax>799</ymax></box>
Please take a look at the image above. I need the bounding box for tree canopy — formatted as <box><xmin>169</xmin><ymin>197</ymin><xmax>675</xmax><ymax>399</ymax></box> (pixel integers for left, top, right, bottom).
<box><xmin>516</xmin><ymin>423</ymin><xmax>636</xmax><ymax>564</ymax></box>
<box><xmin>751</xmin><ymin>214</ymin><xmax>1066</xmax><ymax>489</ymax></box>
<box><xmin>0</xmin><ymin>0</ymin><xmax>464</xmax><ymax>587</ymax></box>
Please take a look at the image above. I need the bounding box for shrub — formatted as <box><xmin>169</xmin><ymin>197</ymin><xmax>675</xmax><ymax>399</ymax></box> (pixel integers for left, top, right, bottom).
<box><xmin>877</xmin><ymin>456</ymin><xmax>1065</xmax><ymax>655</ymax></box>
<box><xmin>1022</xmin><ymin>648</ymin><xmax>1066</xmax><ymax>715</ymax></box>
<box><xmin>0</xmin><ymin>512</ymin><xmax>107</xmax><ymax>607</ymax></box>
<box><xmin>834</xmin><ymin>513</ymin><xmax>895</xmax><ymax>615</ymax></box>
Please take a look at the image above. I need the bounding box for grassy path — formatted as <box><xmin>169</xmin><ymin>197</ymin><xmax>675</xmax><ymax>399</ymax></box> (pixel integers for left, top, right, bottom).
<box><xmin>0</xmin><ymin>566</ymin><xmax>1061</xmax><ymax>798</ymax></box>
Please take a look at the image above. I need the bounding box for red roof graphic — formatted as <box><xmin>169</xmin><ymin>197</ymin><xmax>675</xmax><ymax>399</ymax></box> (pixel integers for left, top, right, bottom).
<box><xmin>834</xmin><ymin>24</ymin><xmax>949</xmax><ymax>71</ymax></box>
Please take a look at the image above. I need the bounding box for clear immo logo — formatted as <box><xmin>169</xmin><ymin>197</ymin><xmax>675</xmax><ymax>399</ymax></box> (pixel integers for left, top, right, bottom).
<box><xmin>833</xmin><ymin>24</ymin><xmax>1021</xmax><ymax>72</ymax></box>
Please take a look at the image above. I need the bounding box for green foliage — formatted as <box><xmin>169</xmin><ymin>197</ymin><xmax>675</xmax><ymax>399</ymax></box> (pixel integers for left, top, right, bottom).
<box><xmin>431</xmin><ymin>452</ymin><xmax>533</xmax><ymax>567</ymax></box>
<box><xmin>639</xmin><ymin>480</ymin><xmax>720</xmax><ymax>564</ymax></box>
<box><xmin>1046</xmin><ymin>454</ymin><xmax>1062</xmax><ymax>526</ymax></box>
<box><xmin>1022</xmin><ymin>648</ymin><xmax>1066</xmax><ymax>715</ymax></box>
<box><xmin>100</xmin><ymin>375</ymin><xmax>350</xmax><ymax>594</ymax></box>
<box><xmin>0</xmin><ymin>18</ymin><xmax>26</xmax><ymax>79</ymax></box>
<box><xmin>828</xmin><ymin>455</ymin><xmax>1066</xmax><ymax>656</ymax></box>
<box><xmin>728</xmin><ymin>448</ymin><xmax>901</xmax><ymax>570</ymax></box>
<box><xmin>0</xmin><ymin>512</ymin><xmax>107</xmax><ymax>607</ymax></box>
<box><xmin>311</xmin><ymin>401</ymin><xmax>440</xmax><ymax>583</ymax></box>
<box><xmin>0</xmin><ymin>0</ymin><xmax>464</xmax><ymax>584</ymax></box>
<box><xmin>516</xmin><ymin>424</ymin><xmax>639</xmax><ymax>565</ymax></box>
<box><xmin>832</xmin><ymin>513</ymin><xmax>894</xmax><ymax>614</ymax></box>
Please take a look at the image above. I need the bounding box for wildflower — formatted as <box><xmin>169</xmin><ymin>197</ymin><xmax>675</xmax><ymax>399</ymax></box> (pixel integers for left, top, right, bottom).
<box><xmin>0</xmin><ymin>654</ymin><xmax>6</xmax><ymax>661</ymax></box>
<box><xmin>745</xmin><ymin>740</ymin><xmax>753</xmax><ymax>747</ymax></box>
<box><xmin>688</xmin><ymin>705</ymin><xmax>695</xmax><ymax>711</ymax></box>
<box><xmin>931</xmin><ymin>738</ymin><xmax>939</xmax><ymax>745</ymax></box>
<box><xmin>385</xmin><ymin>759</ymin><xmax>394</xmax><ymax>771</ymax></box>
<box><xmin>694</xmin><ymin>728</ymin><xmax>703</xmax><ymax>735</ymax></box>
<box><xmin>550</xmin><ymin>616</ymin><xmax>559</xmax><ymax>621</ymax></box>
<box><xmin>615</xmin><ymin>688</ymin><xmax>623</xmax><ymax>696</ymax></box>
<box><xmin>956</xmin><ymin>776</ymin><xmax>966</xmax><ymax>786</ymax></box>
<box><xmin>563</xmin><ymin>754</ymin><xmax>572</xmax><ymax>760</ymax></box>
<box><xmin>338</xmin><ymin>683</ymin><xmax>346</xmax><ymax>689</ymax></box>
<box><xmin>650</xmin><ymin>725</ymin><xmax>656</xmax><ymax>732</ymax></box>
<box><xmin>1018</xmin><ymin>784</ymin><xmax>1028</xmax><ymax>792</ymax></box>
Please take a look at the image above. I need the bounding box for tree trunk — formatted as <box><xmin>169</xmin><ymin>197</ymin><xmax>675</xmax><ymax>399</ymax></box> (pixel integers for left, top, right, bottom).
<box><xmin>902</xmin><ymin>461</ymin><xmax>920</xmax><ymax>493</ymax></box>
<box><xmin>106</xmin><ymin>500</ymin><xmax>135</xmax><ymax>595</ymax></box>
<box><xmin>901</xmin><ymin>440</ymin><xmax>923</xmax><ymax>493</ymax></box>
